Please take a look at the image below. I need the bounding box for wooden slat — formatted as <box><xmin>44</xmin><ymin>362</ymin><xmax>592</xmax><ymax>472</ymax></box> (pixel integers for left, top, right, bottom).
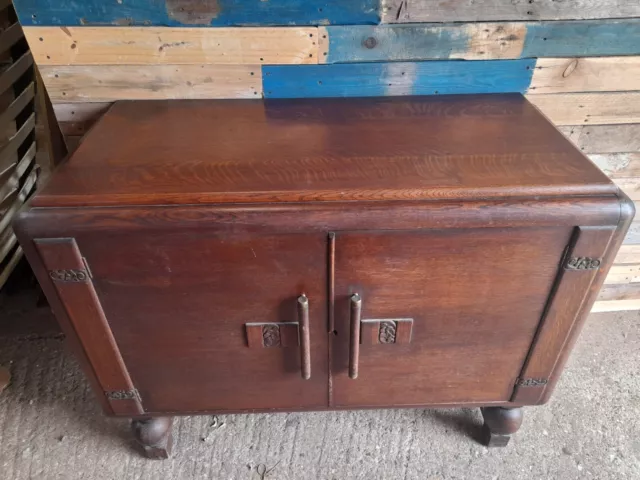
<box><xmin>613</xmin><ymin>245</ymin><xmax>640</xmax><ymax>264</ymax></box>
<box><xmin>52</xmin><ymin>102</ymin><xmax>111</xmax><ymax>124</ymax></box>
<box><xmin>263</xmin><ymin>60</ymin><xmax>534</xmax><ymax>98</ymax></box>
<box><xmin>592</xmin><ymin>299</ymin><xmax>640</xmax><ymax>312</ymax></box>
<box><xmin>589</xmin><ymin>153</ymin><xmax>640</xmax><ymax>178</ymax></box>
<box><xmin>13</xmin><ymin>0</ymin><xmax>378</xmax><ymax>27</ymax></box>
<box><xmin>323</xmin><ymin>21</ymin><xmax>640</xmax><ymax>63</ymax></box>
<box><xmin>382</xmin><ymin>0</ymin><xmax>640</xmax><ymax>23</ymax></box>
<box><xmin>610</xmin><ymin>177</ymin><xmax>640</xmax><ymax>201</ymax></box>
<box><xmin>320</xmin><ymin>23</ymin><xmax>528</xmax><ymax>63</ymax></box>
<box><xmin>560</xmin><ymin>125</ymin><xmax>640</xmax><ymax>153</ymax></box>
<box><xmin>40</xmin><ymin>64</ymin><xmax>262</xmax><ymax>102</ymax></box>
<box><xmin>623</xmin><ymin>220</ymin><xmax>640</xmax><ymax>245</ymax></box>
<box><xmin>0</xmin><ymin>168</ymin><xmax>37</xmax><ymax>234</ymax></box>
<box><xmin>25</xmin><ymin>26</ymin><xmax>318</xmax><ymax>65</ymax></box>
<box><xmin>597</xmin><ymin>282</ymin><xmax>640</xmax><ymax>301</ymax></box>
<box><xmin>0</xmin><ymin>142</ymin><xmax>36</xmax><ymax>202</ymax></box>
<box><xmin>529</xmin><ymin>57</ymin><xmax>640</xmax><ymax>94</ymax></box>
<box><xmin>0</xmin><ymin>82</ymin><xmax>34</xmax><ymax>130</ymax></box>
<box><xmin>603</xmin><ymin>264</ymin><xmax>640</xmax><ymax>285</ymax></box>
<box><xmin>0</xmin><ymin>23</ymin><xmax>26</xmax><ymax>55</ymax></box>
<box><xmin>0</xmin><ymin>52</ymin><xmax>33</xmax><ymax>95</ymax></box>
<box><xmin>0</xmin><ymin>245</ymin><xmax>22</xmax><ymax>290</ymax></box>
<box><xmin>526</xmin><ymin>93</ymin><xmax>640</xmax><ymax>125</ymax></box>
<box><xmin>0</xmin><ymin>229</ymin><xmax>17</xmax><ymax>266</ymax></box>
<box><xmin>0</xmin><ymin>112</ymin><xmax>35</xmax><ymax>173</ymax></box>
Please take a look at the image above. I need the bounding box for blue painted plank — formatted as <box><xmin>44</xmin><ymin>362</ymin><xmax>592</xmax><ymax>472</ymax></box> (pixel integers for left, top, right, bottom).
<box><xmin>325</xmin><ymin>24</ymin><xmax>472</xmax><ymax>64</ymax></box>
<box><xmin>13</xmin><ymin>0</ymin><xmax>378</xmax><ymax>27</ymax></box>
<box><xmin>324</xmin><ymin>20</ymin><xmax>640</xmax><ymax>63</ymax></box>
<box><xmin>522</xmin><ymin>19</ymin><xmax>640</xmax><ymax>57</ymax></box>
<box><xmin>263</xmin><ymin>60</ymin><xmax>535</xmax><ymax>99</ymax></box>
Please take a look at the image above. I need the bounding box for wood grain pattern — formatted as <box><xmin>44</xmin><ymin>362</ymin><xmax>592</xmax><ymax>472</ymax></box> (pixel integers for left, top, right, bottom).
<box><xmin>33</xmin><ymin>238</ymin><xmax>144</xmax><ymax>416</ymax></box>
<box><xmin>13</xmin><ymin>0</ymin><xmax>379</xmax><ymax>27</ymax></box>
<box><xmin>527</xmin><ymin>93</ymin><xmax>640</xmax><ymax>125</ymax></box>
<box><xmin>611</xmin><ymin>245</ymin><xmax>640</xmax><ymax>264</ymax></box>
<box><xmin>39</xmin><ymin>64</ymin><xmax>262</xmax><ymax>102</ymax></box>
<box><xmin>263</xmin><ymin>60</ymin><xmax>535</xmax><ymax>98</ymax></box>
<box><xmin>24</xmin><ymin>26</ymin><xmax>318</xmax><ymax>65</ymax></box>
<box><xmin>33</xmin><ymin>96</ymin><xmax>615</xmax><ymax>208</ymax></box>
<box><xmin>320</xmin><ymin>23</ymin><xmax>527</xmax><ymax>63</ymax></box>
<box><xmin>381</xmin><ymin>0</ymin><xmax>640</xmax><ymax>23</ymax></box>
<box><xmin>589</xmin><ymin>153</ymin><xmax>640</xmax><ymax>178</ymax></box>
<box><xmin>561</xmin><ymin>125</ymin><xmax>640</xmax><ymax>154</ymax></box>
<box><xmin>603</xmin><ymin>264</ymin><xmax>640</xmax><ymax>284</ymax></box>
<box><xmin>529</xmin><ymin>57</ymin><xmax>640</xmax><ymax>94</ymax></box>
<box><xmin>512</xmin><ymin>226</ymin><xmax>616</xmax><ymax>404</ymax></box>
<box><xmin>592</xmin><ymin>299</ymin><xmax>640</xmax><ymax>312</ymax></box>
<box><xmin>52</xmin><ymin>102</ymin><xmax>111</xmax><ymax>123</ymax></box>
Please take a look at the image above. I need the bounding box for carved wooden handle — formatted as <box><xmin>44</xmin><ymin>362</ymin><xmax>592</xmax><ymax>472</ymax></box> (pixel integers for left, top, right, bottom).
<box><xmin>349</xmin><ymin>293</ymin><xmax>362</xmax><ymax>379</ymax></box>
<box><xmin>298</xmin><ymin>294</ymin><xmax>311</xmax><ymax>380</ymax></box>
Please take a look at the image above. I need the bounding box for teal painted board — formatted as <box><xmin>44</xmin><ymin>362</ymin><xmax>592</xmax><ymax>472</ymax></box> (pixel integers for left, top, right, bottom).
<box><xmin>324</xmin><ymin>24</ymin><xmax>476</xmax><ymax>63</ymax></box>
<box><xmin>262</xmin><ymin>60</ymin><xmax>535</xmax><ymax>98</ymax></box>
<box><xmin>522</xmin><ymin>19</ymin><xmax>640</xmax><ymax>57</ymax></box>
<box><xmin>13</xmin><ymin>0</ymin><xmax>379</xmax><ymax>26</ymax></box>
<box><xmin>324</xmin><ymin>20</ymin><xmax>640</xmax><ymax>63</ymax></box>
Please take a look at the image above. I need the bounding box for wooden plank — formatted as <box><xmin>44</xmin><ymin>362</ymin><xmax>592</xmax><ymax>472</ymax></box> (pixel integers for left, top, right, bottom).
<box><xmin>613</xmin><ymin>245</ymin><xmax>640</xmax><ymax>265</ymax></box>
<box><xmin>381</xmin><ymin>0</ymin><xmax>640</xmax><ymax>23</ymax></box>
<box><xmin>263</xmin><ymin>60</ymin><xmax>534</xmax><ymax>98</ymax></box>
<box><xmin>40</xmin><ymin>64</ymin><xmax>261</xmax><ymax>102</ymax></box>
<box><xmin>320</xmin><ymin>23</ymin><xmax>527</xmax><ymax>63</ymax></box>
<box><xmin>592</xmin><ymin>299</ymin><xmax>640</xmax><ymax>312</ymax></box>
<box><xmin>623</xmin><ymin>220</ymin><xmax>640</xmax><ymax>245</ymax></box>
<box><xmin>597</xmin><ymin>282</ymin><xmax>640</xmax><ymax>301</ymax></box>
<box><xmin>610</xmin><ymin>177</ymin><xmax>640</xmax><ymax>201</ymax></box>
<box><xmin>529</xmin><ymin>57</ymin><xmax>640</xmax><ymax>94</ymax></box>
<box><xmin>0</xmin><ymin>142</ymin><xmax>36</xmax><ymax>202</ymax></box>
<box><xmin>522</xmin><ymin>20</ymin><xmax>640</xmax><ymax>57</ymax></box>
<box><xmin>0</xmin><ymin>52</ymin><xmax>33</xmax><ymax>95</ymax></box>
<box><xmin>0</xmin><ymin>246</ymin><xmax>22</xmax><ymax>290</ymax></box>
<box><xmin>0</xmin><ymin>23</ymin><xmax>26</xmax><ymax>55</ymax></box>
<box><xmin>560</xmin><ymin>125</ymin><xmax>640</xmax><ymax>154</ymax></box>
<box><xmin>13</xmin><ymin>0</ymin><xmax>378</xmax><ymax>27</ymax></box>
<box><xmin>603</xmin><ymin>264</ymin><xmax>640</xmax><ymax>285</ymax></box>
<box><xmin>52</xmin><ymin>102</ymin><xmax>111</xmax><ymax>124</ymax></box>
<box><xmin>0</xmin><ymin>82</ymin><xmax>34</xmax><ymax>130</ymax></box>
<box><xmin>322</xmin><ymin>21</ymin><xmax>640</xmax><ymax>63</ymax></box>
<box><xmin>527</xmin><ymin>93</ymin><xmax>640</xmax><ymax>125</ymax></box>
<box><xmin>25</xmin><ymin>26</ymin><xmax>318</xmax><ymax>66</ymax></box>
<box><xmin>0</xmin><ymin>168</ymin><xmax>37</xmax><ymax>234</ymax></box>
<box><xmin>0</xmin><ymin>113</ymin><xmax>35</xmax><ymax>173</ymax></box>
<box><xmin>589</xmin><ymin>154</ymin><xmax>640</xmax><ymax>178</ymax></box>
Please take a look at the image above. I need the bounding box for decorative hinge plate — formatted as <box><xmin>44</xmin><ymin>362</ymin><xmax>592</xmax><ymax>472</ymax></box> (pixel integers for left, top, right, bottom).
<box><xmin>516</xmin><ymin>378</ymin><xmax>548</xmax><ymax>387</ymax></box>
<box><xmin>565</xmin><ymin>257</ymin><xmax>601</xmax><ymax>270</ymax></box>
<box><xmin>105</xmin><ymin>389</ymin><xmax>141</xmax><ymax>401</ymax></box>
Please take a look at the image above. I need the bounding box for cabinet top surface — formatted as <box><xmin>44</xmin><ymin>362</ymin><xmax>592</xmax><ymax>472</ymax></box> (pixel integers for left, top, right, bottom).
<box><xmin>34</xmin><ymin>94</ymin><xmax>615</xmax><ymax>208</ymax></box>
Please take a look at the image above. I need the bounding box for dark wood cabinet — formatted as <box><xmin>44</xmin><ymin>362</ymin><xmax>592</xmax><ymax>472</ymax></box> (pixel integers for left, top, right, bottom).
<box><xmin>14</xmin><ymin>95</ymin><xmax>633</xmax><ymax>458</ymax></box>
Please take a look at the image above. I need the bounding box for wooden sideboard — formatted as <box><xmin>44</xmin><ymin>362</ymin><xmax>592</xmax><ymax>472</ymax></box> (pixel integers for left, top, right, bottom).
<box><xmin>14</xmin><ymin>95</ymin><xmax>633</xmax><ymax>458</ymax></box>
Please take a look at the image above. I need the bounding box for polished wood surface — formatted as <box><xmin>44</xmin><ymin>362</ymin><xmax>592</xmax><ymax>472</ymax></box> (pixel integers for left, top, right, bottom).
<box><xmin>33</xmin><ymin>95</ymin><xmax>615</xmax><ymax>208</ymax></box>
<box><xmin>14</xmin><ymin>95</ymin><xmax>634</xmax><ymax>457</ymax></box>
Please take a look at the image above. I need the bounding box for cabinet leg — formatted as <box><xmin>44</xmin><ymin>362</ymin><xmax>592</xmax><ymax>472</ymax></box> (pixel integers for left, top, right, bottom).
<box><xmin>480</xmin><ymin>407</ymin><xmax>523</xmax><ymax>447</ymax></box>
<box><xmin>131</xmin><ymin>417</ymin><xmax>174</xmax><ymax>459</ymax></box>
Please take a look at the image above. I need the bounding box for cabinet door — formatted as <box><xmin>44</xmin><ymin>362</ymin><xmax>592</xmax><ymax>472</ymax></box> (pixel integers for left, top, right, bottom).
<box><xmin>332</xmin><ymin>227</ymin><xmax>573</xmax><ymax>407</ymax></box>
<box><xmin>58</xmin><ymin>230</ymin><xmax>329</xmax><ymax>414</ymax></box>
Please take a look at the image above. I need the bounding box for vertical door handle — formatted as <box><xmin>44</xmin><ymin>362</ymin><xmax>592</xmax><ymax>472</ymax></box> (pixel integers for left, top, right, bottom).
<box><xmin>298</xmin><ymin>294</ymin><xmax>311</xmax><ymax>380</ymax></box>
<box><xmin>349</xmin><ymin>293</ymin><xmax>362</xmax><ymax>379</ymax></box>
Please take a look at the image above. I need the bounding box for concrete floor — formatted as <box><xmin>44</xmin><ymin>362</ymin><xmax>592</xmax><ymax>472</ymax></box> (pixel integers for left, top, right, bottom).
<box><xmin>0</xmin><ymin>292</ymin><xmax>638</xmax><ymax>479</ymax></box>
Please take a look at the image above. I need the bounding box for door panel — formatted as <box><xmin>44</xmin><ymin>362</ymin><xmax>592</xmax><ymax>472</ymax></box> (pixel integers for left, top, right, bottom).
<box><xmin>76</xmin><ymin>229</ymin><xmax>328</xmax><ymax>414</ymax></box>
<box><xmin>332</xmin><ymin>227</ymin><xmax>573</xmax><ymax>407</ymax></box>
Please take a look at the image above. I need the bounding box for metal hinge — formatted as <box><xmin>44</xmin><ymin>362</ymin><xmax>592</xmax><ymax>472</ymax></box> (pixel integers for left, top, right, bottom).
<box><xmin>516</xmin><ymin>378</ymin><xmax>548</xmax><ymax>387</ymax></box>
<box><xmin>105</xmin><ymin>389</ymin><xmax>141</xmax><ymax>401</ymax></box>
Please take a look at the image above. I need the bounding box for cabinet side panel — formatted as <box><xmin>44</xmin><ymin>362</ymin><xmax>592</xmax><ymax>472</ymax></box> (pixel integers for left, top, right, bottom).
<box><xmin>33</xmin><ymin>237</ymin><xmax>144</xmax><ymax>415</ymax></box>
<box><xmin>511</xmin><ymin>226</ymin><xmax>616</xmax><ymax>404</ymax></box>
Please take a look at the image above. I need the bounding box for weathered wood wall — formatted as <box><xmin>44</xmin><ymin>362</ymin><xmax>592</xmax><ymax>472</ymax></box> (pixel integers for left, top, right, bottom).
<box><xmin>10</xmin><ymin>0</ymin><xmax>640</xmax><ymax>311</ymax></box>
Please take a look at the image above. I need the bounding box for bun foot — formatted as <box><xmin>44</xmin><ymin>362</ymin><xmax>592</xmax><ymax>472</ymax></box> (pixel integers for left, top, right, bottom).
<box><xmin>131</xmin><ymin>417</ymin><xmax>174</xmax><ymax>459</ymax></box>
<box><xmin>480</xmin><ymin>407</ymin><xmax>523</xmax><ymax>447</ymax></box>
